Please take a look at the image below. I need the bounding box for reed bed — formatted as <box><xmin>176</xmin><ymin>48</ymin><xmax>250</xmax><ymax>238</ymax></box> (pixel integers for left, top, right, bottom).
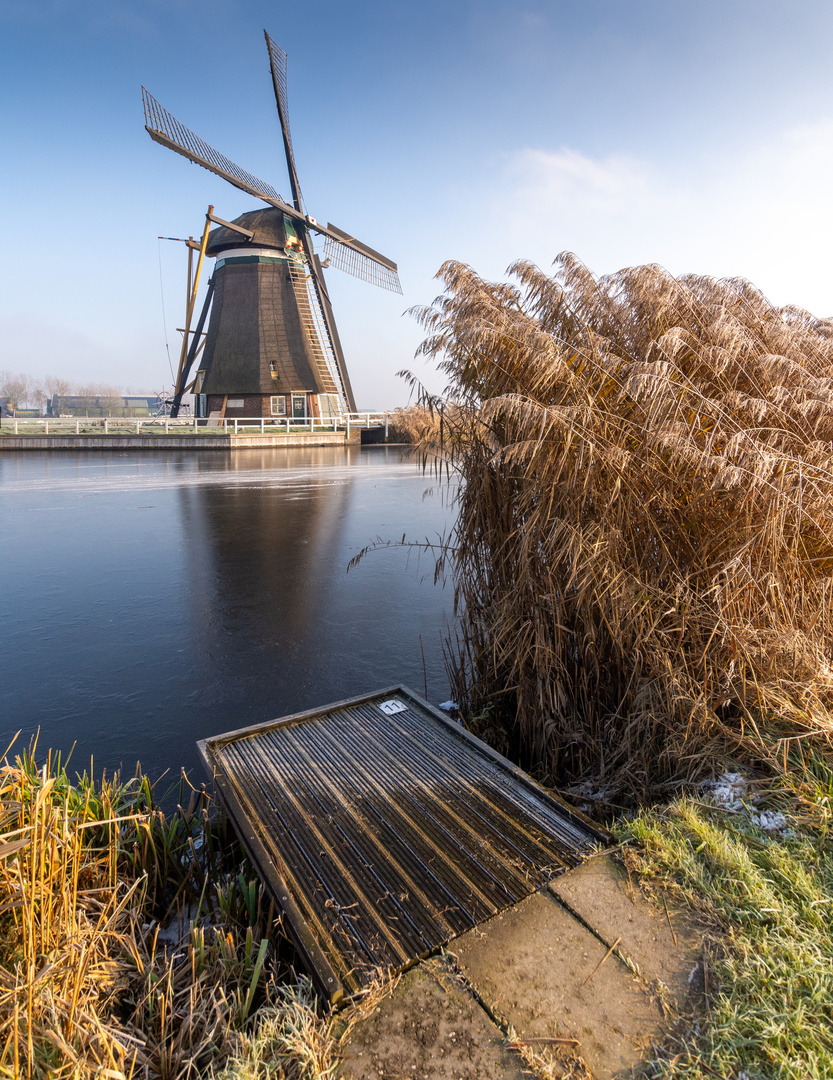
<box><xmin>0</xmin><ymin>742</ymin><xmax>287</xmax><ymax>1080</ymax></box>
<box><xmin>382</xmin><ymin>405</ymin><xmax>435</xmax><ymax>444</ymax></box>
<box><xmin>409</xmin><ymin>255</ymin><xmax>833</xmax><ymax>797</ymax></box>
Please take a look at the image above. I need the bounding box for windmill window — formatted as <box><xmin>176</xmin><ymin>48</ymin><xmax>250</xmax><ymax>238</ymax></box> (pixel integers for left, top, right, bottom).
<box><xmin>271</xmin><ymin>395</ymin><xmax>287</xmax><ymax>416</ymax></box>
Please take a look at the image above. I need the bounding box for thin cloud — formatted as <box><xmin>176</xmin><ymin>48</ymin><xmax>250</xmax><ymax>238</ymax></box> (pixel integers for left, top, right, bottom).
<box><xmin>496</xmin><ymin>119</ymin><xmax>833</xmax><ymax>315</ymax></box>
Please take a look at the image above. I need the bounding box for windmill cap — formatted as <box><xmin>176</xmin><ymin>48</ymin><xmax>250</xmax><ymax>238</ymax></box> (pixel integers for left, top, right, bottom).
<box><xmin>206</xmin><ymin>207</ymin><xmax>288</xmax><ymax>256</ymax></box>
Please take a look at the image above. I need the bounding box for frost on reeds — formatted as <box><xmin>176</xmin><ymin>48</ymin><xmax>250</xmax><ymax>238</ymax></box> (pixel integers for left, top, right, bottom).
<box><xmin>410</xmin><ymin>254</ymin><xmax>833</xmax><ymax>797</ymax></box>
<box><xmin>0</xmin><ymin>744</ymin><xmax>284</xmax><ymax>1080</ymax></box>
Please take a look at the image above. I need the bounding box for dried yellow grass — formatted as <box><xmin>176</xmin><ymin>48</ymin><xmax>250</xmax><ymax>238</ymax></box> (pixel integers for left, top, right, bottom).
<box><xmin>409</xmin><ymin>254</ymin><xmax>833</xmax><ymax>796</ymax></box>
<box><xmin>0</xmin><ymin>746</ymin><xmax>280</xmax><ymax>1080</ymax></box>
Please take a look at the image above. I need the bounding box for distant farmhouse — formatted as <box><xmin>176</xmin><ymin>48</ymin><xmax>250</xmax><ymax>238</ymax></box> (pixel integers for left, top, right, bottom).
<box><xmin>46</xmin><ymin>395</ymin><xmax>161</xmax><ymax>418</ymax></box>
<box><xmin>0</xmin><ymin>398</ymin><xmax>40</xmax><ymax>418</ymax></box>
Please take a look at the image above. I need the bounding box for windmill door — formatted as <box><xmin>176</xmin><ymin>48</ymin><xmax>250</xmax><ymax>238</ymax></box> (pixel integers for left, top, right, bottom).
<box><xmin>291</xmin><ymin>394</ymin><xmax>307</xmax><ymax>419</ymax></box>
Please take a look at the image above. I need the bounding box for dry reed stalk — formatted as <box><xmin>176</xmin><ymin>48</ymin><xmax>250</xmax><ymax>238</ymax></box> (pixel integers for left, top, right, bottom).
<box><xmin>381</xmin><ymin>404</ymin><xmax>450</xmax><ymax>445</ymax></box>
<box><xmin>407</xmin><ymin>255</ymin><xmax>833</xmax><ymax>797</ymax></box>
<box><xmin>0</xmin><ymin>749</ymin><xmax>284</xmax><ymax>1080</ymax></box>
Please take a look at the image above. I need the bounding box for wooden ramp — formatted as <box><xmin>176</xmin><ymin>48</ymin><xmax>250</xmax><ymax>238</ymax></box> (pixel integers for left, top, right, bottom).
<box><xmin>198</xmin><ymin>686</ymin><xmax>607</xmax><ymax>1003</ymax></box>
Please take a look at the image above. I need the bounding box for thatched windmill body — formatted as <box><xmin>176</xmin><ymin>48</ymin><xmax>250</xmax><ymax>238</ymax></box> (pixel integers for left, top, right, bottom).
<box><xmin>142</xmin><ymin>32</ymin><xmax>401</xmax><ymax>420</ymax></box>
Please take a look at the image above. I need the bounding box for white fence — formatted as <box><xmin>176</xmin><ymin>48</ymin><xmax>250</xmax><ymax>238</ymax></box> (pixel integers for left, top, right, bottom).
<box><xmin>1</xmin><ymin>413</ymin><xmax>391</xmax><ymax>437</ymax></box>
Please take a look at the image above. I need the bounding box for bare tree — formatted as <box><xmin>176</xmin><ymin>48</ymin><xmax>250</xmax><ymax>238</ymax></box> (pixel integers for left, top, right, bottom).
<box><xmin>0</xmin><ymin>370</ymin><xmax>40</xmax><ymax>410</ymax></box>
<box><xmin>43</xmin><ymin>375</ymin><xmax>75</xmax><ymax>399</ymax></box>
<box><xmin>97</xmin><ymin>384</ymin><xmax>125</xmax><ymax>416</ymax></box>
<box><xmin>41</xmin><ymin>375</ymin><xmax>74</xmax><ymax>414</ymax></box>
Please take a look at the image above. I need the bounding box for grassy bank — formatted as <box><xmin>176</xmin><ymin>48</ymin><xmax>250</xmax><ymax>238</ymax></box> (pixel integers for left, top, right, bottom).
<box><xmin>4</xmin><ymin>742</ymin><xmax>832</xmax><ymax>1079</ymax></box>
<box><xmin>618</xmin><ymin>752</ymin><xmax>833</xmax><ymax>1080</ymax></box>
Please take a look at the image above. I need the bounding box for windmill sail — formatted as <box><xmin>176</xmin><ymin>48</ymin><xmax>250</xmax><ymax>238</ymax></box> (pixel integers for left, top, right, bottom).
<box><xmin>287</xmin><ymin>262</ymin><xmax>349</xmax><ymax>406</ymax></box>
<box><xmin>299</xmin><ymin>231</ymin><xmax>357</xmax><ymax>412</ymax></box>
<box><xmin>143</xmin><ymin>86</ymin><xmax>401</xmax><ymax>293</ymax></box>
<box><xmin>142</xmin><ymin>88</ymin><xmax>286</xmax><ymax>206</ymax></box>
<box><xmin>264</xmin><ymin>32</ymin><xmax>303</xmax><ymax>213</ymax></box>
<box><xmin>324</xmin><ymin>225</ymin><xmax>402</xmax><ymax>293</ymax></box>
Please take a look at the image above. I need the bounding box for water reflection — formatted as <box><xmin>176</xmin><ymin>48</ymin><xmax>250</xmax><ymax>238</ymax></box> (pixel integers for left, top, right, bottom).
<box><xmin>0</xmin><ymin>447</ymin><xmax>453</xmax><ymax>784</ymax></box>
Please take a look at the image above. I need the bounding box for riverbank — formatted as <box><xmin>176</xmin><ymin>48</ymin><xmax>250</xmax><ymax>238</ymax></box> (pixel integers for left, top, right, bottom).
<box><xmin>0</xmin><ymin>430</ymin><xmax>356</xmax><ymax>450</ymax></box>
<box><xmin>5</xmin><ymin>742</ymin><xmax>830</xmax><ymax>1079</ymax></box>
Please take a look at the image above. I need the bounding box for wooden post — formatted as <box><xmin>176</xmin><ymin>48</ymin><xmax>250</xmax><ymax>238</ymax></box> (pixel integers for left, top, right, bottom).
<box><xmin>173</xmin><ymin>207</ymin><xmax>214</xmax><ymax>411</ymax></box>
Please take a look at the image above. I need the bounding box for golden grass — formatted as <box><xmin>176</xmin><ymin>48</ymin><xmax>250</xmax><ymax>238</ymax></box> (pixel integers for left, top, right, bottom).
<box><xmin>407</xmin><ymin>255</ymin><xmax>833</xmax><ymax>796</ymax></box>
<box><xmin>215</xmin><ymin>970</ymin><xmax>399</xmax><ymax>1080</ymax></box>
<box><xmin>382</xmin><ymin>405</ymin><xmax>436</xmax><ymax>444</ymax></box>
<box><xmin>0</xmin><ymin>743</ymin><xmax>284</xmax><ymax>1080</ymax></box>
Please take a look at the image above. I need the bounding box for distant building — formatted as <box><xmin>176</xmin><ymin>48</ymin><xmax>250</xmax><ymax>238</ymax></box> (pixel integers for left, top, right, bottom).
<box><xmin>0</xmin><ymin>398</ymin><xmax>41</xmax><ymax>418</ymax></box>
<box><xmin>46</xmin><ymin>395</ymin><xmax>160</xmax><ymax>417</ymax></box>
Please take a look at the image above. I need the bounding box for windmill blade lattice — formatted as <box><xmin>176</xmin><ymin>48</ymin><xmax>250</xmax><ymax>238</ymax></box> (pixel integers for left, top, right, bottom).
<box><xmin>324</xmin><ymin>227</ymin><xmax>403</xmax><ymax>293</ymax></box>
<box><xmin>264</xmin><ymin>32</ymin><xmax>304</xmax><ymax>213</ymax></box>
<box><xmin>142</xmin><ymin>87</ymin><xmax>285</xmax><ymax>205</ymax></box>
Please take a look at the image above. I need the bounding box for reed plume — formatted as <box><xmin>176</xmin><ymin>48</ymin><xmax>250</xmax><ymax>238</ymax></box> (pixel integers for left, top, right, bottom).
<box><xmin>411</xmin><ymin>254</ymin><xmax>833</xmax><ymax>796</ymax></box>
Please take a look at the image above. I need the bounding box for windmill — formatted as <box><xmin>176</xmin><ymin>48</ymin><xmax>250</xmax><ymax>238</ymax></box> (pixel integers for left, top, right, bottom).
<box><xmin>142</xmin><ymin>31</ymin><xmax>401</xmax><ymax>421</ymax></box>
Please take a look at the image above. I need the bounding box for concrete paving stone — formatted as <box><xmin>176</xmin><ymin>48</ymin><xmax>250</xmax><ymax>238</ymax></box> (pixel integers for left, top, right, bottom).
<box><xmin>339</xmin><ymin>957</ymin><xmax>525</xmax><ymax>1080</ymax></box>
<box><xmin>549</xmin><ymin>855</ymin><xmax>702</xmax><ymax>1007</ymax></box>
<box><xmin>450</xmin><ymin>890</ymin><xmax>665</xmax><ymax>1080</ymax></box>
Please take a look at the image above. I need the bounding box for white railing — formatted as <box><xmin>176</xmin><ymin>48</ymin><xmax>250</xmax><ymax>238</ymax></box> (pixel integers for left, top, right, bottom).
<box><xmin>1</xmin><ymin>412</ymin><xmax>392</xmax><ymax>437</ymax></box>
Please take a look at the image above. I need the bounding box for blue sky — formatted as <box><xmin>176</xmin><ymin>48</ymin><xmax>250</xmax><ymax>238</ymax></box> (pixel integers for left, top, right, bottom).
<box><xmin>2</xmin><ymin>0</ymin><xmax>832</xmax><ymax>409</ymax></box>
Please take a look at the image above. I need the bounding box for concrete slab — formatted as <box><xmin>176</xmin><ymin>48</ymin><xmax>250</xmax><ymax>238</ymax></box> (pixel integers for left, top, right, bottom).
<box><xmin>339</xmin><ymin>958</ymin><xmax>525</xmax><ymax>1080</ymax></box>
<box><xmin>549</xmin><ymin>856</ymin><xmax>702</xmax><ymax>1008</ymax></box>
<box><xmin>451</xmin><ymin>890</ymin><xmax>664</xmax><ymax>1080</ymax></box>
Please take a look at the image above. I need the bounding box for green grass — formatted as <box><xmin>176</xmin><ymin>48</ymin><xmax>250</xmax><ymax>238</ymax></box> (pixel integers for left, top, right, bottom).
<box><xmin>618</xmin><ymin>765</ymin><xmax>833</xmax><ymax>1080</ymax></box>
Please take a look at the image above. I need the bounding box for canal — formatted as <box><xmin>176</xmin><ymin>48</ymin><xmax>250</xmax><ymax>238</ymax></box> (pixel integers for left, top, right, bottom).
<box><xmin>0</xmin><ymin>446</ymin><xmax>455</xmax><ymax>786</ymax></box>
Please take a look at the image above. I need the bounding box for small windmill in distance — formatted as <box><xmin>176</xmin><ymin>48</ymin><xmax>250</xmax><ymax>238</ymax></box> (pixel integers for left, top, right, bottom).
<box><xmin>142</xmin><ymin>31</ymin><xmax>401</xmax><ymax>421</ymax></box>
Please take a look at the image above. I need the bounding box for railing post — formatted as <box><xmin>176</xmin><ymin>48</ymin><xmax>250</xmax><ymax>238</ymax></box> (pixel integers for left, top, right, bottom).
<box><xmin>194</xmin><ymin>416</ymin><xmax>198</xmax><ymax>432</ymax></box>
<box><xmin>286</xmin><ymin>418</ymin><xmax>289</xmax><ymax>434</ymax></box>
<box><xmin>45</xmin><ymin>420</ymin><xmax>49</xmax><ymax>434</ymax></box>
<box><xmin>75</xmin><ymin>419</ymin><xmax>80</xmax><ymax>434</ymax></box>
<box><xmin>234</xmin><ymin>418</ymin><xmax>238</xmax><ymax>435</ymax></box>
<box><xmin>385</xmin><ymin>416</ymin><xmax>389</xmax><ymax>438</ymax></box>
<box><xmin>104</xmin><ymin>418</ymin><xmax>108</xmax><ymax>434</ymax></box>
<box><xmin>261</xmin><ymin>418</ymin><xmax>264</xmax><ymax>434</ymax></box>
<box><xmin>346</xmin><ymin>418</ymin><xmax>350</xmax><ymax>439</ymax></box>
